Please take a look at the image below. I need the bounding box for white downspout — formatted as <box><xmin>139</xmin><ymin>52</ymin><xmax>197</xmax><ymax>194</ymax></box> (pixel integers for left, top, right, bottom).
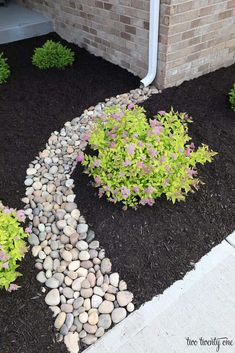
<box><xmin>141</xmin><ymin>0</ymin><xmax>160</xmax><ymax>87</ymax></box>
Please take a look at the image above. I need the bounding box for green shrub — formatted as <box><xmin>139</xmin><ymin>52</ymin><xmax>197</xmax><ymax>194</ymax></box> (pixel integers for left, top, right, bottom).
<box><xmin>0</xmin><ymin>203</ymin><xmax>28</xmax><ymax>291</ymax></box>
<box><xmin>229</xmin><ymin>84</ymin><xmax>235</xmax><ymax>112</ymax></box>
<box><xmin>0</xmin><ymin>52</ymin><xmax>10</xmax><ymax>84</ymax></box>
<box><xmin>78</xmin><ymin>105</ymin><xmax>217</xmax><ymax>209</ymax></box>
<box><xmin>32</xmin><ymin>40</ymin><xmax>75</xmax><ymax>69</ymax></box>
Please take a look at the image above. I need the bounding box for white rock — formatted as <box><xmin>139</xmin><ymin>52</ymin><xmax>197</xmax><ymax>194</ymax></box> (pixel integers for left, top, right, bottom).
<box><xmin>36</xmin><ymin>271</ymin><xmax>47</xmax><ymax>283</ymax></box>
<box><xmin>88</xmin><ymin>311</ymin><xmax>99</xmax><ymax>325</ymax></box>
<box><xmin>49</xmin><ymin>305</ymin><xmax>61</xmax><ymax>317</ymax></box>
<box><xmin>79</xmin><ymin>312</ymin><xmax>88</xmax><ymax>324</ymax></box>
<box><xmin>98</xmin><ymin>300</ymin><xmax>114</xmax><ymax>314</ymax></box>
<box><xmin>45</xmin><ymin>289</ymin><xmax>60</xmax><ymax>306</ymax></box>
<box><xmin>117</xmin><ymin>291</ymin><xmax>133</xmax><ymax>307</ymax></box>
<box><xmin>71</xmin><ymin>209</ymin><xmax>80</xmax><ymax>221</ymax></box>
<box><xmin>45</xmin><ymin>277</ymin><xmax>60</xmax><ymax>289</ymax></box>
<box><xmin>91</xmin><ymin>295</ymin><xmax>103</xmax><ymax>308</ymax></box>
<box><xmin>32</xmin><ymin>181</ymin><xmax>42</xmax><ymax>190</ymax></box>
<box><xmin>32</xmin><ymin>245</ymin><xmax>41</xmax><ymax>257</ymax></box>
<box><xmin>109</xmin><ymin>272</ymin><xmax>119</xmax><ymax>287</ymax></box>
<box><xmin>127</xmin><ymin>302</ymin><xmax>135</xmax><ymax>312</ymax></box>
<box><xmin>76</xmin><ymin>240</ymin><xmax>88</xmax><ymax>251</ymax></box>
<box><xmin>68</xmin><ymin>260</ymin><xmax>80</xmax><ymax>271</ymax></box>
<box><xmin>101</xmin><ymin>258</ymin><xmax>112</xmax><ymax>274</ymax></box>
<box><xmin>77</xmin><ymin>224</ymin><xmax>88</xmax><ymax>233</ymax></box>
<box><xmin>64</xmin><ymin>226</ymin><xmax>76</xmax><ymax>237</ymax></box>
<box><xmin>111</xmin><ymin>308</ymin><xmax>127</xmax><ymax>323</ymax></box>
<box><xmin>72</xmin><ymin>277</ymin><xmax>86</xmax><ymax>291</ymax></box>
<box><xmin>61</xmin><ymin>250</ymin><xmax>73</xmax><ymax>262</ymax></box>
<box><xmin>26</xmin><ymin>168</ymin><xmax>37</xmax><ymax>175</ymax></box>
<box><xmin>64</xmin><ymin>332</ymin><xmax>80</xmax><ymax>353</ymax></box>
<box><xmin>78</xmin><ymin>251</ymin><xmax>90</xmax><ymax>261</ymax></box>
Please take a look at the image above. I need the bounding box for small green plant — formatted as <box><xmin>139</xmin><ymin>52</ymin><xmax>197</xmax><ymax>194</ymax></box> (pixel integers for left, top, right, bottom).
<box><xmin>0</xmin><ymin>52</ymin><xmax>10</xmax><ymax>84</ymax></box>
<box><xmin>32</xmin><ymin>40</ymin><xmax>75</xmax><ymax>69</ymax></box>
<box><xmin>0</xmin><ymin>203</ymin><xmax>29</xmax><ymax>291</ymax></box>
<box><xmin>77</xmin><ymin>104</ymin><xmax>217</xmax><ymax>209</ymax></box>
<box><xmin>229</xmin><ymin>84</ymin><xmax>235</xmax><ymax>112</ymax></box>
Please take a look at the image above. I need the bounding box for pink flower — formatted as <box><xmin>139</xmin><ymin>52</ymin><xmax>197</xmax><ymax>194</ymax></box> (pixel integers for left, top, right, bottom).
<box><xmin>121</xmin><ymin>187</ymin><xmax>130</xmax><ymax>199</ymax></box>
<box><xmin>185</xmin><ymin>147</ymin><xmax>191</xmax><ymax>157</ymax></box>
<box><xmin>128</xmin><ymin>103</ymin><xmax>135</xmax><ymax>110</ymax></box>
<box><xmin>80</xmin><ymin>132</ymin><xmax>90</xmax><ymax>141</ymax></box>
<box><xmin>2</xmin><ymin>262</ymin><xmax>9</xmax><ymax>269</ymax></box>
<box><xmin>94</xmin><ymin>176</ymin><xmax>101</xmax><ymax>185</ymax></box>
<box><xmin>122</xmin><ymin>131</ymin><xmax>129</xmax><ymax>138</ymax></box>
<box><xmin>98</xmin><ymin>188</ymin><xmax>104</xmax><ymax>198</ymax></box>
<box><xmin>123</xmin><ymin>159</ymin><xmax>132</xmax><ymax>167</ymax></box>
<box><xmin>137</xmin><ymin>161</ymin><xmax>144</xmax><ymax>168</ymax></box>
<box><xmin>152</xmin><ymin>125</ymin><xmax>163</xmax><ymax>136</ymax></box>
<box><xmin>187</xmin><ymin>168</ymin><xmax>197</xmax><ymax>177</ymax></box>
<box><xmin>138</xmin><ymin>141</ymin><xmax>145</xmax><ymax>148</ymax></box>
<box><xmin>126</xmin><ymin>143</ymin><xmax>135</xmax><ymax>155</ymax></box>
<box><xmin>99</xmin><ymin>112</ymin><xmax>107</xmax><ymax>120</ymax></box>
<box><xmin>112</xmin><ymin>112</ymin><xmax>123</xmax><ymax>121</ymax></box>
<box><xmin>189</xmin><ymin>142</ymin><xmax>195</xmax><ymax>150</ymax></box>
<box><xmin>132</xmin><ymin>186</ymin><xmax>139</xmax><ymax>193</ymax></box>
<box><xmin>109</xmin><ymin>142</ymin><xmax>116</xmax><ymax>148</ymax></box>
<box><xmin>150</xmin><ymin>119</ymin><xmax>161</xmax><ymax>128</ymax></box>
<box><xmin>16</xmin><ymin>210</ymin><xmax>26</xmax><ymax>222</ymax></box>
<box><xmin>158</xmin><ymin>110</ymin><xmax>166</xmax><ymax>116</ymax></box>
<box><xmin>76</xmin><ymin>153</ymin><xmax>84</xmax><ymax>163</ymax></box>
<box><xmin>140</xmin><ymin>198</ymin><xmax>155</xmax><ymax>206</ymax></box>
<box><xmin>119</xmin><ymin>172</ymin><xmax>125</xmax><ymax>177</ymax></box>
<box><xmin>7</xmin><ymin>283</ymin><xmax>20</xmax><ymax>292</ymax></box>
<box><xmin>93</xmin><ymin>159</ymin><xmax>101</xmax><ymax>168</ymax></box>
<box><xmin>25</xmin><ymin>227</ymin><xmax>32</xmax><ymax>234</ymax></box>
<box><xmin>144</xmin><ymin>186</ymin><xmax>154</xmax><ymax>194</ymax></box>
<box><xmin>3</xmin><ymin>208</ymin><xmax>13</xmax><ymax>214</ymax></box>
<box><xmin>0</xmin><ymin>251</ymin><xmax>9</xmax><ymax>262</ymax></box>
<box><xmin>149</xmin><ymin>147</ymin><xmax>158</xmax><ymax>158</ymax></box>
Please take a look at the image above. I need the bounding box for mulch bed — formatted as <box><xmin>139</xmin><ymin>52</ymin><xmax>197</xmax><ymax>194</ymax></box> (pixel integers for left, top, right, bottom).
<box><xmin>0</xmin><ymin>33</ymin><xmax>138</xmax><ymax>353</ymax></box>
<box><xmin>73</xmin><ymin>64</ymin><xmax>235</xmax><ymax>307</ymax></box>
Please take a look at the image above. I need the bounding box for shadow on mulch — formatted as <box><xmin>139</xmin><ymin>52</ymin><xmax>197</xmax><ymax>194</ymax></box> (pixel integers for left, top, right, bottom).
<box><xmin>0</xmin><ymin>33</ymin><xmax>139</xmax><ymax>353</ymax></box>
<box><xmin>72</xmin><ymin>64</ymin><xmax>235</xmax><ymax>307</ymax></box>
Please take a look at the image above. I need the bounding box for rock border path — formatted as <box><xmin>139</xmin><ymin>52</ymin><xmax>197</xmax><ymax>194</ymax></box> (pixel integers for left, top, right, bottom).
<box><xmin>23</xmin><ymin>86</ymin><xmax>158</xmax><ymax>353</ymax></box>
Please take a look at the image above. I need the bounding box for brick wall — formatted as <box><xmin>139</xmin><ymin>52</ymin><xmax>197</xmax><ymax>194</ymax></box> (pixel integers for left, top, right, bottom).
<box><xmin>17</xmin><ymin>0</ymin><xmax>151</xmax><ymax>79</ymax></box>
<box><xmin>17</xmin><ymin>0</ymin><xmax>235</xmax><ymax>88</ymax></box>
<box><xmin>158</xmin><ymin>0</ymin><xmax>235</xmax><ymax>87</ymax></box>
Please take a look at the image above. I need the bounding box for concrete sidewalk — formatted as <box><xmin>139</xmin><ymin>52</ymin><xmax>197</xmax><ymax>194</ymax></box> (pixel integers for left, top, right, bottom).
<box><xmin>85</xmin><ymin>232</ymin><xmax>235</xmax><ymax>353</ymax></box>
<box><xmin>0</xmin><ymin>2</ymin><xmax>52</xmax><ymax>44</ymax></box>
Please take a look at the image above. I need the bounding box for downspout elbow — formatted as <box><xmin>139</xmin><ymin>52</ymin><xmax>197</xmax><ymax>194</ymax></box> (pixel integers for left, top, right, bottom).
<box><xmin>141</xmin><ymin>0</ymin><xmax>160</xmax><ymax>87</ymax></box>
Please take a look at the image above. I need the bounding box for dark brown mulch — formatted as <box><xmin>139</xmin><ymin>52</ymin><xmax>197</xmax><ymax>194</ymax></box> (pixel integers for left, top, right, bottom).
<box><xmin>0</xmin><ymin>33</ymin><xmax>139</xmax><ymax>353</ymax></box>
<box><xmin>72</xmin><ymin>64</ymin><xmax>235</xmax><ymax>307</ymax></box>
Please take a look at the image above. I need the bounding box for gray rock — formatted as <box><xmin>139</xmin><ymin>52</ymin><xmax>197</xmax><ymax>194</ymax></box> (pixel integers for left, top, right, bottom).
<box><xmin>60</xmin><ymin>324</ymin><xmax>69</xmax><ymax>336</ymax></box>
<box><xmin>98</xmin><ymin>300</ymin><xmax>114</xmax><ymax>314</ymax></box>
<box><xmin>36</xmin><ymin>271</ymin><xmax>47</xmax><ymax>283</ymax></box>
<box><xmin>61</xmin><ymin>304</ymin><xmax>73</xmax><ymax>313</ymax></box>
<box><xmin>65</xmin><ymin>313</ymin><xmax>74</xmax><ymax>330</ymax></box>
<box><xmin>28</xmin><ymin>234</ymin><xmax>39</xmax><ymax>246</ymax></box>
<box><xmin>73</xmin><ymin>297</ymin><xmax>84</xmax><ymax>309</ymax></box>
<box><xmin>101</xmin><ymin>258</ymin><xmax>112</xmax><ymax>274</ymax></box>
<box><xmin>63</xmin><ymin>287</ymin><xmax>74</xmax><ymax>299</ymax></box>
<box><xmin>77</xmin><ymin>224</ymin><xmax>88</xmax><ymax>234</ymax></box>
<box><xmin>43</xmin><ymin>256</ymin><xmax>53</xmax><ymax>271</ymax></box>
<box><xmin>98</xmin><ymin>314</ymin><xmax>112</xmax><ymax>329</ymax></box>
<box><xmin>45</xmin><ymin>289</ymin><xmax>60</xmax><ymax>306</ymax></box>
<box><xmin>82</xmin><ymin>334</ymin><xmax>97</xmax><ymax>345</ymax></box>
<box><xmin>45</xmin><ymin>277</ymin><xmax>60</xmax><ymax>289</ymax></box>
<box><xmin>86</xmin><ymin>230</ymin><xmax>95</xmax><ymax>243</ymax></box>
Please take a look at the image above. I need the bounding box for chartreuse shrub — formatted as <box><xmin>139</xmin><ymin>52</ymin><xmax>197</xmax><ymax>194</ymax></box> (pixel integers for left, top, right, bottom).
<box><xmin>229</xmin><ymin>84</ymin><xmax>235</xmax><ymax>112</ymax></box>
<box><xmin>0</xmin><ymin>52</ymin><xmax>10</xmax><ymax>84</ymax></box>
<box><xmin>0</xmin><ymin>203</ymin><xmax>29</xmax><ymax>291</ymax></box>
<box><xmin>78</xmin><ymin>105</ymin><xmax>217</xmax><ymax>209</ymax></box>
<box><xmin>32</xmin><ymin>40</ymin><xmax>75</xmax><ymax>69</ymax></box>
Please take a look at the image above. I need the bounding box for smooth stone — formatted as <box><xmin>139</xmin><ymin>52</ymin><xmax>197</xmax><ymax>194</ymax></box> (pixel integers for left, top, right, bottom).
<box><xmin>87</xmin><ymin>273</ymin><xmax>96</xmax><ymax>287</ymax></box>
<box><xmin>80</xmin><ymin>288</ymin><xmax>93</xmax><ymax>298</ymax></box>
<box><xmin>61</xmin><ymin>304</ymin><xmax>73</xmax><ymax>313</ymax></box>
<box><xmin>28</xmin><ymin>234</ymin><xmax>39</xmax><ymax>246</ymax></box>
<box><xmin>83</xmin><ymin>323</ymin><xmax>97</xmax><ymax>335</ymax></box>
<box><xmin>72</xmin><ymin>277</ymin><xmax>86</xmax><ymax>291</ymax></box>
<box><xmin>109</xmin><ymin>273</ymin><xmax>119</xmax><ymax>287</ymax></box>
<box><xmin>57</xmin><ymin>220</ymin><xmax>67</xmax><ymax>229</ymax></box>
<box><xmin>32</xmin><ymin>245</ymin><xmax>41</xmax><ymax>257</ymax></box>
<box><xmin>61</xmin><ymin>250</ymin><xmax>73</xmax><ymax>262</ymax></box>
<box><xmin>65</xmin><ymin>313</ymin><xmax>74</xmax><ymax>330</ymax></box>
<box><xmin>98</xmin><ymin>314</ymin><xmax>112</xmax><ymax>329</ymax></box>
<box><xmin>93</xmin><ymin>286</ymin><xmax>105</xmax><ymax>297</ymax></box>
<box><xmin>117</xmin><ymin>291</ymin><xmax>133</xmax><ymax>307</ymax></box>
<box><xmin>54</xmin><ymin>312</ymin><xmax>66</xmax><ymax>330</ymax></box>
<box><xmin>76</xmin><ymin>268</ymin><xmax>88</xmax><ymax>277</ymax></box>
<box><xmin>64</xmin><ymin>332</ymin><xmax>80</xmax><ymax>353</ymax></box>
<box><xmin>64</xmin><ymin>203</ymin><xmax>77</xmax><ymax>212</ymax></box>
<box><xmin>98</xmin><ymin>300</ymin><xmax>114</xmax><ymax>314</ymax></box>
<box><xmin>36</xmin><ymin>271</ymin><xmax>47</xmax><ymax>283</ymax></box>
<box><xmin>77</xmin><ymin>224</ymin><xmax>88</xmax><ymax>234</ymax></box>
<box><xmin>74</xmin><ymin>317</ymin><xmax>83</xmax><ymax>332</ymax></box>
<box><xmin>78</xmin><ymin>251</ymin><xmax>90</xmax><ymax>261</ymax></box>
<box><xmin>86</xmin><ymin>230</ymin><xmax>95</xmax><ymax>243</ymax></box>
<box><xmin>88</xmin><ymin>240</ymin><xmax>99</xmax><ymax>250</ymax></box>
<box><xmin>82</xmin><ymin>335</ymin><xmax>97</xmax><ymax>345</ymax></box>
<box><xmin>111</xmin><ymin>307</ymin><xmax>127</xmax><ymax>323</ymax></box>
<box><xmin>95</xmin><ymin>327</ymin><xmax>104</xmax><ymax>338</ymax></box>
<box><xmin>33</xmin><ymin>181</ymin><xmax>42</xmax><ymax>190</ymax></box>
<box><xmin>71</xmin><ymin>209</ymin><xmax>80</xmax><ymax>221</ymax></box>
<box><xmin>45</xmin><ymin>289</ymin><xmax>60</xmax><ymax>306</ymax></box>
<box><xmin>64</xmin><ymin>226</ymin><xmax>76</xmax><ymax>237</ymax></box>
<box><xmin>76</xmin><ymin>240</ymin><xmax>88</xmax><ymax>251</ymax></box>
<box><xmin>63</xmin><ymin>287</ymin><xmax>74</xmax><ymax>299</ymax></box>
<box><xmin>60</xmin><ymin>324</ymin><xmax>69</xmax><ymax>336</ymax></box>
<box><xmin>73</xmin><ymin>297</ymin><xmax>84</xmax><ymax>309</ymax></box>
<box><xmin>101</xmin><ymin>258</ymin><xmax>112</xmax><ymax>274</ymax></box>
<box><xmin>81</xmin><ymin>279</ymin><xmax>90</xmax><ymax>289</ymax></box>
<box><xmin>45</xmin><ymin>277</ymin><xmax>60</xmax><ymax>289</ymax></box>
<box><xmin>53</xmin><ymin>273</ymin><xmax>64</xmax><ymax>285</ymax></box>
<box><xmin>88</xmin><ymin>311</ymin><xmax>99</xmax><ymax>325</ymax></box>
<box><xmin>43</xmin><ymin>256</ymin><xmax>53</xmax><ymax>271</ymax></box>
<box><xmin>119</xmin><ymin>280</ymin><xmax>127</xmax><ymax>291</ymax></box>
<box><xmin>127</xmin><ymin>302</ymin><xmax>135</xmax><ymax>312</ymax></box>
<box><xmin>79</xmin><ymin>312</ymin><xmax>88</xmax><ymax>324</ymax></box>
<box><xmin>68</xmin><ymin>260</ymin><xmax>80</xmax><ymax>271</ymax></box>
<box><xmin>91</xmin><ymin>295</ymin><xmax>103</xmax><ymax>308</ymax></box>
<box><xmin>27</xmin><ymin>167</ymin><xmax>37</xmax><ymax>175</ymax></box>
<box><xmin>49</xmin><ymin>305</ymin><xmax>61</xmax><ymax>317</ymax></box>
